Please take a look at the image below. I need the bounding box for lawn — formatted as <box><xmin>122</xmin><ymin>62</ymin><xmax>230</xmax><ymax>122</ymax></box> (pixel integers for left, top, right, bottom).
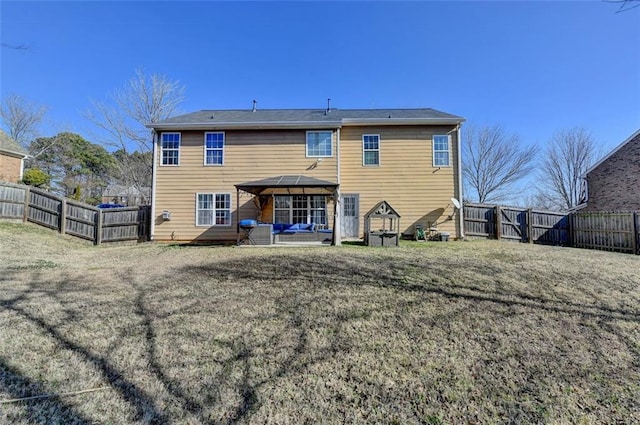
<box><xmin>1</xmin><ymin>221</ymin><xmax>639</xmax><ymax>424</ymax></box>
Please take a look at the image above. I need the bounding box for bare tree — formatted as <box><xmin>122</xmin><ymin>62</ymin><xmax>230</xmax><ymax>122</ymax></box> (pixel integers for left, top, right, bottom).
<box><xmin>536</xmin><ymin>127</ymin><xmax>599</xmax><ymax>211</ymax></box>
<box><xmin>463</xmin><ymin>125</ymin><xmax>538</xmax><ymax>204</ymax></box>
<box><xmin>87</xmin><ymin>69</ymin><xmax>185</xmax><ymax>202</ymax></box>
<box><xmin>0</xmin><ymin>94</ymin><xmax>47</xmax><ymax>148</ymax></box>
<box><xmin>604</xmin><ymin>0</ymin><xmax>640</xmax><ymax>13</ymax></box>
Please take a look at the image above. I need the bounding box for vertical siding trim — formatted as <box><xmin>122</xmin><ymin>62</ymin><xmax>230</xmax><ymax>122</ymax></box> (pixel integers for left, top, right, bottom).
<box><xmin>334</xmin><ymin>128</ymin><xmax>342</xmax><ymax>245</ymax></box>
<box><xmin>150</xmin><ymin>130</ymin><xmax>158</xmax><ymax>240</ymax></box>
<box><xmin>457</xmin><ymin>124</ymin><xmax>465</xmax><ymax>239</ymax></box>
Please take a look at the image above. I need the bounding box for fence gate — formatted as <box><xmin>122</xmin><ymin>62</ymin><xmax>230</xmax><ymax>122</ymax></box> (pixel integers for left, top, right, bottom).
<box><xmin>498</xmin><ymin>206</ymin><xmax>527</xmax><ymax>242</ymax></box>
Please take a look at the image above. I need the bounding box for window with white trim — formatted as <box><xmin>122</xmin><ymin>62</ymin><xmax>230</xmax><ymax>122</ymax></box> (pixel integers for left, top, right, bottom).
<box><xmin>306</xmin><ymin>131</ymin><xmax>333</xmax><ymax>157</ymax></box>
<box><xmin>196</xmin><ymin>193</ymin><xmax>231</xmax><ymax>226</ymax></box>
<box><xmin>204</xmin><ymin>132</ymin><xmax>224</xmax><ymax>165</ymax></box>
<box><xmin>161</xmin><ymin>133</ymin><xmax>180</xmax><ymax>165</ymax></box>
<box><xmin>362</xmin><ymin>134</ymin><xmax>380</xmax><ymax>166</ymax></box>
<box><xmin>433</xmin><ymin>135</ymin><xmax>450</xmax><ymax>167</ymax></box>
<box><xmin>274</xmin><ymin>195</ymin><xmax>327</xmax><ymax>224</ymax></box>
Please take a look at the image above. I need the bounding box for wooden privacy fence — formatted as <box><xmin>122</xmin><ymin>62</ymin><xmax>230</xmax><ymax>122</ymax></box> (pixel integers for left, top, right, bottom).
<box><xmin>464</xmin><ymin>203</ymin><xmax>569</xmax><ymax>245</ymax></box>
<box><xmin>572</xmin><ymin>211</ymin><xmax>640</xmax><ymax>255</ymax></box>
<box><xmin>0</xmin><ymin>182</ymin><xmax>149</xmax><ymax>245</ymax></box>
<box><xmin>464</xmin><ymin>203</ymin><xmax>639</xmax><ymax>255</ymax></box>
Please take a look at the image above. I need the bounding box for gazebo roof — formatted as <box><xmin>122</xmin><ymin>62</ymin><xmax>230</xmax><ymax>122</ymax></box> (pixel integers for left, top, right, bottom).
<box><xmin>364</xmin><ymin>200</ymin><xmax>401</xmax><ymax>219</ymax></box>
<box><xmin>235</xmin><ymin>175</ymin><xmax>339</xmax><ymax>195</ymax></box>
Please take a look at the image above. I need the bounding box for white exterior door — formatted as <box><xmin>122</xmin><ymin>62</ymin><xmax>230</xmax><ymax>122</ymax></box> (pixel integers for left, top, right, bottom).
<box><xmin>341</xmin><ymin>194</ymin><xmax>359</xmax><ymax>238</ymax></box>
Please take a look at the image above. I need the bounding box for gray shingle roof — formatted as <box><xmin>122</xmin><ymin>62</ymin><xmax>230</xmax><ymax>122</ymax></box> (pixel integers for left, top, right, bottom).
<box><xmin>0</xmin><ymin>130</ymin><xmax>27</xmax><ymax>157</ymax></box>
<box><xmin>148</xmin><ymin>108</ymin><xmax>464</xmax><ymax>130</ymax></box>
<box><xmin>235</xmin><ymin>175</ymin><xmax>338</xmax><ymax>195</ymax></box>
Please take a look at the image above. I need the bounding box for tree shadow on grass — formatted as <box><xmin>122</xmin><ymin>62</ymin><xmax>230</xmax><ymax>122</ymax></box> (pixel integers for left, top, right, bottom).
<box><xmin>186</xmin><ymin>251</ymin><xmax>640</xmax><ymax>324</ymax></box>
<box><xmin>0</xmin><ymin>356</ymin><xmax>94</xmax><ymax>425</ymax></box>
<box><xmin>2</xmin><ymin>250</ymin><xmax>638</xmax><ymax>424</ymax></box>
<box><xmin>127</xmin><ymin>266</ymin><xmax>363</xmax><ymax>424</ymax></box>
<box><xmin>0</xmin><ymin>272</ymin><xmax>169</xmax><ymax>424</ymax></box>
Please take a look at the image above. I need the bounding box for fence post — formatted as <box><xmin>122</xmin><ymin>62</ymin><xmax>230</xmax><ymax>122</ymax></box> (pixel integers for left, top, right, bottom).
<box><xmin>60</xmin><ymin>198</ymin><xmax>67</xmax><ymax>235</ymax></box>
<box><xmin>495</xmin><ymin>205</ymin><xmax>502</xmax><ymax>240</ymax></box>
<box><xmin>568</xmin><ymin>213</ymin><xmax>575</xmax><ymax>248</ymax></box>
<box><xmin>633</xmin><ymin>211</ymin><xmax>639</xmax><ymax>255</ymax></box>
<box><xmin>527</xmin><ymin>208</ymin><xmax>533</xmax><ymax>244</ymax></box>
<box><xmin>95</xmin><ymin>209</ymin><xmax>103</xmax><ymax>245</ymax></box>
<box><xmin>22</xmin><ymin>186</ymin><xmax>31</xmax><ymax>223</ymax></box>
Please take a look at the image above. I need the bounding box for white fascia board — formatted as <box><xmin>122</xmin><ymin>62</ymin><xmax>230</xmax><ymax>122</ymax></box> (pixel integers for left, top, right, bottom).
<box><xmin>583</xmin><ymin>128</ymin><xmax>640</xmax><ymax>178</ymax></box>
<box><xmin>0</xmin><ymin>149</ymin><xmax>29</xmax><ymax>159</ymax></box>
<box><xmin>146</xmin><ymin>121</ymin><xmax>342</xmax><ymax>131</ymax></box>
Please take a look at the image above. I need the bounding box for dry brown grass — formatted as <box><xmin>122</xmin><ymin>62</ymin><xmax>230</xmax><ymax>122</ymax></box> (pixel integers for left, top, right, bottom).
<box><xmin>1</xmin><ymin>221</ymin><xmax>639</xmax><ymax>424</ymax></box>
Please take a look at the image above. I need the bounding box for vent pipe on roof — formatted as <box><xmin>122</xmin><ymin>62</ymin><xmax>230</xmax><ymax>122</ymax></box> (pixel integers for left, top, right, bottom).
<box><xmin>325</xmin><ymin>98</ymin><xmax>331</xmax><ymax>115</ymax></box>
<box><xmin>252</xmin><ymin>100</ymin><xmax>257</xmax><ymax>112</ymax></box>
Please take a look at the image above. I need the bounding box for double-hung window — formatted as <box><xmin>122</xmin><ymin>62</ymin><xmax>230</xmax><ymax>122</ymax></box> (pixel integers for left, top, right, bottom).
<box><xmin>363</xmin><ymin>134</ymin><xmax>380</xmax><ymax>166</ymax></box>
<box><xmin>196</xmin><ymin>193</ymin><xmax>231</xmax><ymax>226</ymax></box>
<box><xmin>433</xmin><ymin>135</ymin><xmax>450</xmax><ymax>167</ymax></box>
<box><xmin>161</xmin><ymin>133</ymin><xmax>180</xmax><ymax>165</ymax></box>
<box><xmin>306</xmin><ymin>131</ymin><xmax>333</xmax><ymax>157</ymax></box>
<box><xmin>204</xmin><ymin>132</ymin><xmax>224</xmax><ymax>165</ymax></box>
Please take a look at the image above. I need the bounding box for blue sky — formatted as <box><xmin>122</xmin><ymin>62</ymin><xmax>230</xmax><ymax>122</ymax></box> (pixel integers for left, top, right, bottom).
<box><xmin>1</xmin><ymin>1</ymin><xmax>639</xmax><ymax>159</ymax></box>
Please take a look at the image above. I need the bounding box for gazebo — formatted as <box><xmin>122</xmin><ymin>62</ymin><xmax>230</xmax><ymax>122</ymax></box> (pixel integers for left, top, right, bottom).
<box><xmin>364</xmin><ymin>200</ymin><xmax>401</xmax><ymax>247</ymax></box>
<box><xmin>234</xmin><ymin>175</ymin><xmax>341</xmax><ymax>245</ymax></box>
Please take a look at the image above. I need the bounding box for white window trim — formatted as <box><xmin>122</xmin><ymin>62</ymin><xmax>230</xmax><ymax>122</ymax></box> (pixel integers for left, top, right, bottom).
<box><xmin>203</xmin><ymin>131</ymin><xmax>225</xmax><ymax>166</ymax></box>
<box><xmin>160</xmin><ymin>132</ymin><xmax>181</xmax><ymax>166</ymax></box>
<box><xmin>362</xmin><ymin>134</ymin><xmax>380</xmax><ymax>167</ymax></box>
<box><xmin>195</xmin><ymin>192</ymin><xmax>232</xmax><ymax>227</ymax></box>
<box><xmin>432</xmin><ymin>134</ymin><xmax>451</xmax><ymax>167</ymax></box>
<box><xmin>305</xmin><ymin>130</ymin><xmax>333</xmax><ymax>158</ymax></box>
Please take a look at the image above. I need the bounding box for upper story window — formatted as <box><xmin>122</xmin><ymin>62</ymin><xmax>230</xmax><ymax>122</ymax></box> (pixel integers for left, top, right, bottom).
<box><xmin>306</xmin><ymin>131</ymin><xmax>333</xmax><ymax>157</ymax></box>
<box><xmin>362</xmin><ymin>134</ymin><xmax>380</xmax><ymax>166</ymax></box>
<box><xmin>196</xmin><ymin>193</ymin><xmax>231</xmax><ymax>226</ymax></box>
<box><xmin>204</xmin><ymin>132</ymin><xmax>225</xmax><ymax>165</ymax></box>
<box><xmin>161</xmin><ymin>132</ymin><xmax>180</xmax><ymax>166</ymax></box>
<box><xmin>433</xmin><ymin>135</ymin><xmax>450</xmax><ymax>167</ymax></box>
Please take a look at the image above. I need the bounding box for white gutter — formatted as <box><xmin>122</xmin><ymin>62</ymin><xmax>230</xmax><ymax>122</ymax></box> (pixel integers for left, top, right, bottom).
<box><xmin>150</xmin><ymin>130</ymin><xmax>158</xmax><ymax>241</ymax></box>
<box><xmin>457</xmin><ymin>124</ymin><xmax>465</xmax><ymax>239</ymax></box>
<box><xmin>341</xmin><ymin>118</ymin><xmax>464</xmax><ymax>126</ymax></box>
<box><xmin>333</xmin><ymin>128</ymin><xmax>341</xmax><ymax>246</ymax></box>
<box><xmin>146</xmin><ymin>118</ymin><xmax>465</xmax><ymax>131</ymax></box>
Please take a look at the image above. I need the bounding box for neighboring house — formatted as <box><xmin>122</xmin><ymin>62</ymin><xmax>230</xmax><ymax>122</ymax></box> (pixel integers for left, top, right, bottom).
<box><xmin>0</xmin><ymin>130</ymin><xmax>29</xmax><ymax>183</ymax></box>
<box><xmin>582</xmin><ymin>128</ymin><xmax>640</xmax><ymax>211</ymax></box>
<box><xmin>146</xmin><ymin>107</ymin><xmax>465</xmax><ymax>243</ymax></box>
<box><xmin>102</xmin><ymin>183</ymin><xmax>151</xmax><ymax>206</ymax></box>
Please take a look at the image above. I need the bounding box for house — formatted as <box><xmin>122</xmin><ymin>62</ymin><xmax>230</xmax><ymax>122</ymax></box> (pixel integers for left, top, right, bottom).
<box><xmin>582</xmin><ymin>128</ymin><xmax>640</xmax><ymax>211</ymax></box>
<box><xmin>101</xmin><ymin>183</ymin><xmax>151</xmax><ymax>206</ymax></box>
<box><xmin>146</xmin><ymin>106</ymin><xmax>465</xmax><ymax>244</ymax></box>
<box><xmin>0</xmin><ymin>130</ymin><xmax>29</xmax><ymax>183</ymax></box>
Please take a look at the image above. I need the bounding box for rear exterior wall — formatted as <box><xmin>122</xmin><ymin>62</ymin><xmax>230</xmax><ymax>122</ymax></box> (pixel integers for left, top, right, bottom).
<box><xmin>153</xmin><ymin>125</ymin><xmax>461</xmax><ymax>242</ymax></box>
<box><xmin>339</xmin><ymin>125</ymin><xmax>460</xmax><ymax>238</ymax></box>
<box><xmin>153</xmin><ymin>129</ymin><xmax>338</xmax><ymax>242</ymax></box>
<box><xmin>585</xmin><ymin>133</ymin><xmax>640</xmax><ymax>211</ymax></box>
<box><xmin>0</xmin><ymin>153</ymin><xmax>23</xmax><ymax>183</ymax></box>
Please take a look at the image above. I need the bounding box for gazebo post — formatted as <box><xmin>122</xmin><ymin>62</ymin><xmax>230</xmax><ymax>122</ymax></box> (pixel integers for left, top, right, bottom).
<box><xmin>236</xmin><ymin>188</ymin><xmax>240</xmax><ymax>245</ymax></box>
<box><xmin>332</xmin><ymin>188</ymin><xmax>341</xmax><ymax>246</ymax></box>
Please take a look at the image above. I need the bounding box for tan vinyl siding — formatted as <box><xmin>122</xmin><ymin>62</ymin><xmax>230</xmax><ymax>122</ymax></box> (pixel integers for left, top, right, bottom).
<box><xmin>154</xmin><ymin>130</ymin><xmax>338</xmax><ymax>242</ymax></box>
<box><xmin>339</xmin><ymin>125</ymin><xmax>460</xmax><ymax>238</ymax></box>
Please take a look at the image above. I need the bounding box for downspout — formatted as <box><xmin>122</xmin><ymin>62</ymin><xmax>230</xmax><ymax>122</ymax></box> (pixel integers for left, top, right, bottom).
<box><xmin>150</xmin><ymin>130</ymin><xmax>158</xmax><ymax>241</ymax></box>
<box><xmin>332</xmin><ymin>128</ymin><xmax>342</xmax><ymax>246</ymax></box>
<box><xmin>456</xmin><ymin>124</ymin><xmax>465</xmax><ymax>239</ymax></box>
